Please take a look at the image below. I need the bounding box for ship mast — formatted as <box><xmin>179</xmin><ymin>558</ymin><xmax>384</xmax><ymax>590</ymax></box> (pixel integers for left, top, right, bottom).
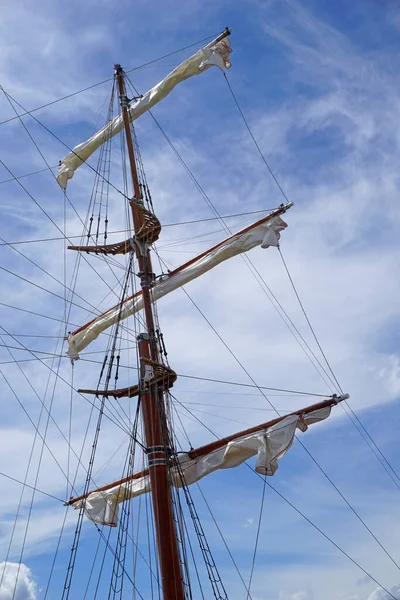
<box><xmin>114</xmin><ymin>65</ymin><xmax>185</xmax><ymax>600</ymax></box>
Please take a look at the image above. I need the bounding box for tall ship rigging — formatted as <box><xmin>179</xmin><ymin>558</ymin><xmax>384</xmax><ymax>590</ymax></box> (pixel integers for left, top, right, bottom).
<box><xmin>4</xmin><ymin>27</ymin><xmax>381</xmax><ymax>600</ymax></box>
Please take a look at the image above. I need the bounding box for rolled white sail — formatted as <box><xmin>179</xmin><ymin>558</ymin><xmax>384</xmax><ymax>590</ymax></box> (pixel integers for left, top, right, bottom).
<box><xmin>67</xmin><ymin>214</ymin><xmax>288</xmax><ymax>360</ymax></box>
<box><xmin>73</xmin><ymin>406</ymin><xmax>331</xmax><ymax>526</ymax></box>
<box><xmin>57</xmin><ymin>34</ymin><xmax>232</xmax><ymax>189</ymax></box>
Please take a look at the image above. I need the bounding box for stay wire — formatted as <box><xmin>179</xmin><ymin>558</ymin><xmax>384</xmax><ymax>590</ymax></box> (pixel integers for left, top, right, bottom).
<box><xmin>0</xmin><ymin>262</ymin><xmax>106</xmax><ymax>318</ymax></box>
<box><xmin>257</xmin><ymin>467</ymin><xmax>398</xmax><ymax>600</ymax></box>
<box><xmin>0</xmin><ymin>236</ymin><xmax>110</xmax><ymax>319</ymax></box>
<box><xmin>0</xmin><ymin>370</ymin><xmax>80</xmax><ymax>583</ymax></box>
<box><xmin>278</xmin><ymin>246</ymin><xmax>342</xmax><ymax>392</ymax></box>
<box><xmin>223</xmin><ymin>72</ymin><xmax>290</xmax><ymax>203</ymax></box>
<box><xmin>1</xmin><ymin>90</ymin><xmax>146</xmax><ymax>319</ymax></box>
<box><xmin>108</xmin><ymin>402</ymin><xmax>142</xmax><ymax>600</ymax></box>
<box><xmin>296</xmin><ymin>436</ymin><xmax>400</xmax><ymax>572</ymax></box>
<box><xmin>152</xmin><ymin>251</ymin><xmax>331</xmax><ymax>399</ymax></box>
<box><xmin>161</xmin><ymin>255</ymin><xmax>329</xmax><ymax>408</ymax></box>
<box><xmin>177</xmin><ymin>373</ymin><xmax>329</xmax><ymax>398</ymax></box>
<box><xmin>1</xmin><ymin>296</ymin><xmax>74</xmax><ymax>594</ymax></box>
<box><xmin>61</xmin><ymin>371</ymin><xmax>110</xmax><ymax>599</ymax></box>
<box><xmin>170</xmin><ymin>401</ymin><xmax>253</xmax><ymax>598</ymax></box>
<box><xmin>128</xmin><ymin>78</ymin><xmax>341</xmax><ymax>392</ymax></box>
<box><xmin>9</xmin><ymin>314</ymin><xmax>70</xmax><ymax>600</ymax></box>
<box><xmin>278</xmin><ymin>245</ymin><xmax>400</xmax><ymax>491</ymax></box>
<box><xmin>0</xmin><ymin>333</ymin><xmax>130</xmax><ymax>492</ymax></box>
<box><xmin>221</xmin><ymin>73</ymin><xmax>345</xmax><ymax>391</ymax></box>
<box><xmin>167</xmin><ymin>406</ymin><xmax>227</xmax><ymax>600</ymax></box>
<box><xmin>0</xmin><ymin>351</ymin><xmax>67</xmax><ymax>593</ymax></box>
<box><xmin>341</xmin><ymin>402</ymin><xmax>400</xmax><ymax>488</ymax></box>
<box><xmin>195</xmin><ymin>482</ymin><xmax>254</xmax><ymax>599</ymax></box>
<box><xmin>215</xmin><ymin>71</ymin><xmax>400</xmax><ymax>505</ymax></box>
<box><xmin>171</xmin><ymin>277</ymin><xmax>400</xmax><ymax>581</ymax></box>
<box><xmin>0</xmin><ymin>165</ymin><xmax>54</xmax><ymax>184</ymax></box>
<box><xmin>1</xmin><ymin>88</ymin><xmax>127</xmax><ymax>200</ymax></box>
<box><xmin>176</xmin><ymin>402</ymin><xmax>399</xmax><ymax>600</ymax></box>
<box><xmin>0</xmin><ymin>32</ymin><xmax>219</xmax><ymax>127</ymax></box>
<box><xmin>0</xmin><ymin>325</ymin><xmax>133</xmax><ymax>437</ymax></box>
<box><xmin>94</xmin><ymin>525</ymin><xmax>146</xmax><ymax>600</ymax></box>
<box><xmin>0</xmin><ymin>161</ymin><xmax>140</xmax><ymax>326</ymax></box>
<box><xmin>82</xmin><ymin>525</ymin><xmax>104</xmax><ymax>599</ymax></box>
<box><xmin>6</xmin><ymin>231</ymin><xmax>86</xmax><ymax>597</ymax></box>
<box><xmin>67</xmin><ymin>364</ymin><xmax>74</xmax><ymax>499</ymax></box>
<box><xmin>0</xmin><ymin>209</ymin><xmax>275</xmax><ymax>237</ymax></box>
<box><xmin>0</xmin><ymin>471</ymin><xmax>63</xmax><ymax>503</ymax></box>
<box><xmin>42</xmin><ymin>506</ymin><xmax>71</xmax><ymax>599</ymax></box>
<box><xmin>208</xmin><ymin>317</ymin><xmax>399</xmax><ymax>572</ymax></box>
<box><xmin>246</xmin><ymin>477</ymin><xmax>266</xmax><ymax>600</ymax></box>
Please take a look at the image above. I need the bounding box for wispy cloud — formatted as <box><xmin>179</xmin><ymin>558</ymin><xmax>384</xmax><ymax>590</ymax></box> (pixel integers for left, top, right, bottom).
<box><xmin>1</xmin><ymin>0</ymin><xmax>400</xmax><ymax>598</ymax></box>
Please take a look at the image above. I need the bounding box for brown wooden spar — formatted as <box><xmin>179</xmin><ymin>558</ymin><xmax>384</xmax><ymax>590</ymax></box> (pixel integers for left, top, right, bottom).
<box><xmin>68</xmin><ymin>238</ymin><xmax>132</xmax><ymax>255</ymax></box>
<box><xmin>69</xmin><ymin>201</ymin><xmax>292</xmax><ymax>339</ymax></box>
<box><xmin>67</xmin><ymin>393</ymin><xmax>348</xmax><ymax>507</ymax></box>
<box><xmin>78</xmin><ymin>357</ymin><xmax>177</xmax><ymax>398</ymax></box>
<box><xmin>114</xmin><ymin>64</ymin><xmax>185</xmax><ymax>600</ymax></box>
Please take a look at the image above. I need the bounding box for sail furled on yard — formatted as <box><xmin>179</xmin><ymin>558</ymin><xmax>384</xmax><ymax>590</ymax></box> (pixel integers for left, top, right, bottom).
<box><xmin>72</xmin><ymin>406</ymin><xmax>331</xmax><ymax>526</ymax></box>
<box><xmin>57</xmin><ymin>33</ymin><xmax>232</xmax><ymax>189</ymax></box>
<box><xmin>67</xmin><ymin>212</ymin><xmax>289</xmax><ymax>360</ymax></box>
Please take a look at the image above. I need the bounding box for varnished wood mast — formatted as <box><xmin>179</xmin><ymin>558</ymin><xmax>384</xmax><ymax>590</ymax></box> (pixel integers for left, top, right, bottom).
<box><xmin>67</xmin><ymin>394</ymin><xmax>346</xmax><ymax>505</ymax></box>
<box><xmin>114</xmin><ymin>64</ymin><xmax>185</xmax><ymax>600</ymax></box>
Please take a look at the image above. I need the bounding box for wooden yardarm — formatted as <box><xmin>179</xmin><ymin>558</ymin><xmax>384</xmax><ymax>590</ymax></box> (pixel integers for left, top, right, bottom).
<box><xmin>114</xmin><ymin>64</ymin><xmax>185</xmax><ymax>600</ymax></box>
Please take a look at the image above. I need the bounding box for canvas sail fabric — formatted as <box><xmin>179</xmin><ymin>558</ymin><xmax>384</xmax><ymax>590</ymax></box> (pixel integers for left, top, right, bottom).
<box><xmin>57</xmin><ymin>36</ymin><xmax>232</xmax><ymax>189</ymax></box>
<box><xmin>67</xmin><ymin>215</ymin><xmax>287</xmax><ymax>360</ymax></box>
<box><xmin>74</xmin><ymin>406</ymin><xmax>331</xmax><ymax>527</ymax></box>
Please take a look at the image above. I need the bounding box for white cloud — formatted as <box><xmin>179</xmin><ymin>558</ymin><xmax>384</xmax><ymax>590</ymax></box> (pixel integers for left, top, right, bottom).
<box><xmin>367</xmin><ymin>586</ymin><xmax>400</xmax><ymax>600</ymax></box>
<box><xmin>279</xmin><ymin>587</ymin><xmax>400</xmax><ymax>600</ymax></box>
<box><xmin>1</xmin><ymin>0</ymin><xmax>400</xmax><ymax>599</ymax></box>
<box><xmin>0</xmin><ymin>563</ymin><xmax>37</xmax><ymax>600</ymax></box>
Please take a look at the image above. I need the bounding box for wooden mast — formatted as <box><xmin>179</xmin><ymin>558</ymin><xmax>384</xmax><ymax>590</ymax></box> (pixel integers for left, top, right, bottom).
<box><xmin>114</xmin><ymin>65</ymin><xmax>185</xmax><ymax>600</ymax></box>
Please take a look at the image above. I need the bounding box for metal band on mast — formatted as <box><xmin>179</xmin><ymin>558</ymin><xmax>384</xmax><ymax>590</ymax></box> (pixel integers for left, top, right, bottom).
<box><xmin>68</xmin><ymin>393</ymin><xmax>348</xmax><ymax>506</ymax></box>
<box><xmin>114</xmin><ymin>64</ymin><xmax>185</xmax><ymax>600</ymax></box>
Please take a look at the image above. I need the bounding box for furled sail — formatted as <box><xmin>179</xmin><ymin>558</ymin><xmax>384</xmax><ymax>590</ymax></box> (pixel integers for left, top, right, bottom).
<box><xmin>71</xmin><ymin>405</ymin><xmax>333</xmax><ymax>526</ymax></box>
<box><xmin>67</xmin><ymin>209</ymin><xmax>291</xmax><ymax>361</ymax></box>
<box><xmin>57</xmin><ymin>32</ymin><xmax>232</xmax><ymax>189</ymax></box>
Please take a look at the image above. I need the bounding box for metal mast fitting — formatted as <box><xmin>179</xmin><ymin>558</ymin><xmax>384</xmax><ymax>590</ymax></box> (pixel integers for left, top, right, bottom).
<box><xmin>114</xmin><ymin>64</ymin><xmax>184</xmax><ymax>600</ymax></box>
<box><xmin>68</xmin><ymin>393</ymin><xmax>349</xmax><ymax>506</ymax></box>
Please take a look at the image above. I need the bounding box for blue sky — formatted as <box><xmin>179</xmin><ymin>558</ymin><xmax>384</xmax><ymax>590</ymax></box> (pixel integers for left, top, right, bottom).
<box><xmin>1</xmin><ymin>0</ymin><xmax>400</xmax><ymax>599</ymax></box>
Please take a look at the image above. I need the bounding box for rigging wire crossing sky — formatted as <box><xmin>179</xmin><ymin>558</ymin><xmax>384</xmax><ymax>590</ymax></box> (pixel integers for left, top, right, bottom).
<box><xmin>0</xmin><ymin>1</ymin><xmax>400</xmax><ymax>599</ymax></box>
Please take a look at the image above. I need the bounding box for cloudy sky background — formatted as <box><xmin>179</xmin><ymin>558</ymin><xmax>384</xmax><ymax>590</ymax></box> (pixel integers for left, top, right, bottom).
<box><xmin>1</xmin><ymin>0</ymin><xmax>400</xmax><ymax>598</ymax></box>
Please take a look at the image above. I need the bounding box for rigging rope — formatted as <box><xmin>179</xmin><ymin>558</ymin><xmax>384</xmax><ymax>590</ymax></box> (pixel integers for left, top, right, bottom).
<box><xmin>1</xmin><ymin>89</ymin><xmax>128</xmax><ymax>200</ymax></box>
<box><xmin>8</xmin><ymin>323</ymin><xmax>68</xmax><ymax>600</ymax></box>
<box><xmin>220</xmin><ymin>70</ymin><xmax>400</xmax><ymax>535</ymax></box>
<box><xmin>0</xmin><ymin>161</ymin><xmax>140</xmax><ymax>330</ymax></box>
<box><xmin>0</xmin><ymin>32</ymin><xmax>221</xmax><ymax>127</ymax></box>
<box><xmin>223</xmin><ymin>73</ymin><xmax>290</xmax><ymax>203</ymax></box>
<box><xmin>246</xmin><ymin>477</ymin><xmax>266</xmax><ymax>600</ymax></box>
<box><xmin>126</xmin><ymin>72</ymin><xmax>343</xmax><ymax>392</ymax></box>
<box><xmin>2</xmin><ymin>38</ymin><xmax>398</xmax><ymax>598</ymax></box>
<box><xmin>0</xmin><ymin>471</ymin><xmax>63</xmax><ymax>502</ymax></box>
<box><xmin>175</xmin><ymin>400</ymin><xmax>399</xmax><ymax>600</ymax></box>
<box><xmin>1</xmin><ymin>326</ymin><xmax>134</xmax><ymax>436</ymax></box>
<box><xmin>171</xmin><ymin>285</ymin><xmax>400</xmax><ymax>574</ymax></box>
<box><xmin>278</xmin><ymin>246</ymin><xmax>343</xmax><ymax>391</ymax></box>
<box><xmin>167</xmin><ymin>396</ymin><xmax>228</xmax><ymax>600</ymax></box>
<box><xmin>276</xmin><ymin>245</ymin><xmax>400</xmax><ymax>490</ymax></box>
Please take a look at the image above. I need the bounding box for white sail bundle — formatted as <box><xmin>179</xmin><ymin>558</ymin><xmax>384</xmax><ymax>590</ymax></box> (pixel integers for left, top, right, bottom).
<box><xmin>67</xmin><ymin>213</ymin><xmax>289</xmax><ymax>360</ymax></box>
<box><xmin>57</xmin><ymin>34</ymin><xmax>232</xmax><ymax>189</ymax></box>
<box><xmin>73</xmin><ymin>406</ymin><xmax>331</xmax><ymax>526</ymax></box>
